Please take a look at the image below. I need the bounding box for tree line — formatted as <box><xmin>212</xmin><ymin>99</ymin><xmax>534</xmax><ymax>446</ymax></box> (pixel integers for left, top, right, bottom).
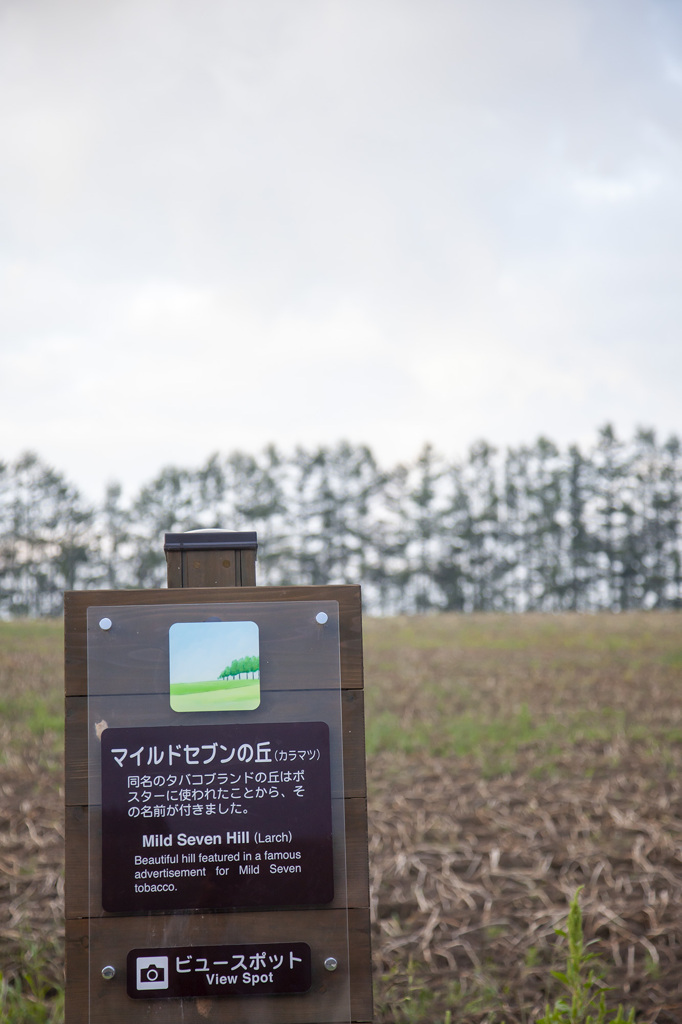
<box><xmin>1</xmin><ymin>425</ymin><xmax>680</xmax><ymax>618</ymax></box>
<box><xmin>219</xmin><ymin>657</ymin><xmax>260</xmax><ymax>681</ymax></box>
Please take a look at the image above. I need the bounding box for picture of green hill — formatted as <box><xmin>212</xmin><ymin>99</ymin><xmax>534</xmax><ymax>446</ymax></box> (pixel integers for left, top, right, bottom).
<box><xmin>169</xmin><ymin>620</ymin><xmax>260</xmax><ymax>712</ymax></box>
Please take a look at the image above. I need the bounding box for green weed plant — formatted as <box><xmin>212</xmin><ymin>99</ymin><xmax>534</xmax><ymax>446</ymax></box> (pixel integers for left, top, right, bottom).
<box><xmin>537</xmin><ymin>890</ymin><xmax>635</xmax><ymax>1024</ymax></box>
<box><xmin>375</xmin><ymin>959</ymin><xmax>436</xmax><ymax>1023</ymax></box>
<box><xmin>0</xmin><ymin>939</ymin><xmax>64</xmax><ymax>1024</ymax></box>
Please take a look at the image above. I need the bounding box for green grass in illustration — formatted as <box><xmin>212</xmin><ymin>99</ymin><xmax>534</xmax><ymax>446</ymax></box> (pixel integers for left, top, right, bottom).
<box><xmin>170</xmin><ymin>675</ymin><xmax>260</xmax><ymax>711</ymax></box>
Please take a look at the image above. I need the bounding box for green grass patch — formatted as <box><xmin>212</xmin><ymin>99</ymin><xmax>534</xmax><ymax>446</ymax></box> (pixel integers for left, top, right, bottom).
<box><xmin>364</xmin><ymin>611</ymin><xmax>682</xmax><ymax>779</ymax></box>
<box><xmin>170</xmin><ymin>677</ymin><xmax>256</xmax><ymax>696</ymax></box>
<box><xmin>0</xmin><ymin>619</ymin><xmax>64</xmax><ymax>761</ymax></box>
<box><xmin>0</xmin><ymin>692</ymin><xmax>63</xmax><ymax>735</ymax></box>
<box><xmin>169</xmin><ymin>677</ymin><xmax>260</xmax><ymax>711</ymax></box>
<box><xmin>366</xmin><ymin>702</ymin><xmax>567</xmax><ymax>776</ymax></box>
<box><xmin>0</xmin><ymin>618</ymin><xmax>64</xmax><ymax>652</ymax></box>
<box><xmin>170</xmin><ymin>684</ymin><xmax>260</xmax><ymax>711</ymax></box>
<box><xmin>661</xmin><ymin>648</ymin><xmax>682</xmax><ymax>669</ymax></box>
<box><xmin>0</xmin><ymin>937</ymin><xmax>64</xmax><ymax>1024</ymax></box>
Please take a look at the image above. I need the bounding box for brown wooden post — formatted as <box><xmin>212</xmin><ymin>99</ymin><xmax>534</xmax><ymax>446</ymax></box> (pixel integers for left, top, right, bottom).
<box><xmin>160</xmin><ymin>529</ymin><xmax>372</xmax><ymax>1023</ymax></box>
<box><xmin>64</xmin><ymin>529</ymin><xmax>372</xmax><ymax>1024</ymax></box>
<box><xmin>164</xmin><ymin>529</ymin><xmax>258</xmax><ymax>588</ymax></box>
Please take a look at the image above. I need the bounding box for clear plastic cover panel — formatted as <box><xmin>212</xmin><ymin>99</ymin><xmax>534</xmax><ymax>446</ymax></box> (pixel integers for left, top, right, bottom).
<box><xmin>86</xmin><ymin>601</ymin><xmax>350</xmax><ymax>1024</ymax></box>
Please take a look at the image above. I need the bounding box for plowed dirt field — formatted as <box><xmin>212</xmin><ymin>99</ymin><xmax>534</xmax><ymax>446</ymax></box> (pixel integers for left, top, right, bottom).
<box><xmin>2</xmin><ymin>613</ymin><xmax>682</xmax><ymax>1022</ymax></box>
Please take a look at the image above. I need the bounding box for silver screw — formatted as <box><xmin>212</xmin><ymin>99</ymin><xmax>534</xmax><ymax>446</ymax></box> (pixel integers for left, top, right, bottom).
<box><xmin>316</xmin><ymin>611</ymin><xmax>329</xmax><ymax>625</ymax></box>
<box><xmin>324</xmin><ymin>956</ymin><xmax>338</xmax><ymax>972</ymax></box>
<box><xmin>101</xmin><ymin>965</ymin><xmax>116</xmax><ymax>980</ymax></box>
<box><xmin>99</xmin><ymin>617</ymin><xmax>112</xmax><ymax>631</ymax></box>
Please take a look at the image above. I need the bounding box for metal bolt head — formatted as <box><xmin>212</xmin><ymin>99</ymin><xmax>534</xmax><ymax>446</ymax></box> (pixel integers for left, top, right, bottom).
<box><xmin>101</xmin><ymin>965</ymin><xmax>116</xmax><ymax>980</ymax></box>
<box><xmin>324</xmin><ymin>956</ymin><xmax>338</xmax><ymax>972</ymax></box>
<box><xmin>99</xmin><ymin>617</ymin><xmax>112</xmax><ymax>631</ymax></box>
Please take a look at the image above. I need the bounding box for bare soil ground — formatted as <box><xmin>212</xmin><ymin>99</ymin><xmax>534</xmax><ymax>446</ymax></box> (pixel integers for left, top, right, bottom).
<box><xmin>369</xmin><ymin>747</ymin><xmax>682</xmax><ymax>1022</ymax></box>
<box><xmin>0</xmin><ymin>622</ymin><xmax>65</xmax><ymax>1016</ymax></box>
<box><xmin>2</xmin><ymin>613</ymin><xmax>682</xmax><ymax>1022</ymax></box>
<box><xmin>0</xmin><ymin>742</ymin><xmax>63</xmax><ymax>981</ymax></box>
<box><xmin>364</xmin><ymin>613</ymin><xmax>682</xmax><ymax>1022</ymax></box>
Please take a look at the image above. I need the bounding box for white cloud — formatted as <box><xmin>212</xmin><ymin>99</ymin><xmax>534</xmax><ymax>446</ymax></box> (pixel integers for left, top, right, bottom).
<box><xmin>572</xmin><ymin>169</ymin><xmax>663</xmax><ymax>203</ymax></box>
<box><xmin>1</xmin><ymin>0</ymin><xmax>681</xmax><ymax>497</ymax></box>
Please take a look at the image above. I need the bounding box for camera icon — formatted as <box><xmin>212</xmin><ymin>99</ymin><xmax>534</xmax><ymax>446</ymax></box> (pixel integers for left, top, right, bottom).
<box><xmin>136</xmin><ymin>956</ymin><xmax>169</xmax><ymax>990</ymax></box>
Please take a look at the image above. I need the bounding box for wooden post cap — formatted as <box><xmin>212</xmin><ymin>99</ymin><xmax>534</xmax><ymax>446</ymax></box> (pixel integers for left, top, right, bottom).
<box><xmin>164</xmin><ymin>530</ymin><xmax>258</xmax><ymax>588</ymax></box>
<box><xmin>163</xmin><ymin>530</ymin><xmax>258</xmax><ymax>552</ymax></box>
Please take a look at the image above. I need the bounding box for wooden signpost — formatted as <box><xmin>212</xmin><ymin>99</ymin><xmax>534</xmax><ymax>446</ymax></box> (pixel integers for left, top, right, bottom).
<box><xmin>64</xmin><ymin>530</ymin><xmax>372</xmax><ymax>1023</ymax></box>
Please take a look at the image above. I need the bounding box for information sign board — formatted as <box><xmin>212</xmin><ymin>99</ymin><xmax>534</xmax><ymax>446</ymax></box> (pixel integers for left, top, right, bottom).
<box><xmin>101</xmin><ymin>721</ymin><xmax>333</xmax><ymax>911</ymax></box>
<box><xmin>64</xmin><ymin>584</ymin><xmax>372</xmax><ymax>1024</ymax></box>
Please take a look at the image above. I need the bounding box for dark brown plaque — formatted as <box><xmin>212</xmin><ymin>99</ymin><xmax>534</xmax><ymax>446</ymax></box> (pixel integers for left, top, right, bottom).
<box><xmin>126</xmin><ymin>941</ymin><xmax>311</xmax><ymax>999</ymax></box>
<box><xmin>101</xmin><ymin>721</ymin><xmax>333</xmax><ymax>912</ymax></box>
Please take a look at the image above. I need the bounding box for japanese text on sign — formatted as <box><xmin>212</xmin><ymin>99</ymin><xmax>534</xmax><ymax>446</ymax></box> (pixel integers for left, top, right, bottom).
<box><xmin>127</xmin><ymin>942</ymin><xmax>312</xmax><ymax>999</ymax></box>
<box><xmin>101</xmin><ymin>722</ymin><xmax>334</xmax><ymax>912</ymax></box>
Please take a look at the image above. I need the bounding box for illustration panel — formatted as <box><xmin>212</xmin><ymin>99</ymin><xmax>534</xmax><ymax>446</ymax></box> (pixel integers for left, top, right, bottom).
<box><xmin>169</xmin><ymin>620</ymin><xmax>260</xmax><ymax>712</ymax></box>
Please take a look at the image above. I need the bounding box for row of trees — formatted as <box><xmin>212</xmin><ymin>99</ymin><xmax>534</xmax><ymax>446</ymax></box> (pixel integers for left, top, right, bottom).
<box><xmin>219</xmin><ymin>657</ymin><xmax>260</xmax><ymax>681</ymax></box>
<box><xmin>1</xmin><ymin>425</ymin><xmax>681</xmax><ymax>617</ymax></box>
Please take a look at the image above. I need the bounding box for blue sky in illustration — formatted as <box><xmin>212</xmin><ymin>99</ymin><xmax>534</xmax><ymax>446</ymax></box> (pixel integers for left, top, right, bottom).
<box><xmin>169</xmin><ymin>620</ymin><xmax>259</xmax><ymax>684</ymax></box>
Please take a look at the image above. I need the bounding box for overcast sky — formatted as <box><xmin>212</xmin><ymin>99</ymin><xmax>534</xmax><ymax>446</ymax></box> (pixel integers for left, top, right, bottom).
<box><xmin>1</xmin><ymin>0</ymin><xmax>681</xmax><ymax>501</ymax></box>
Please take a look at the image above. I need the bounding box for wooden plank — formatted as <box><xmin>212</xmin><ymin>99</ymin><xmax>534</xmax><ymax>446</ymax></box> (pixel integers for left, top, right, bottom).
<box><xmin>340</xmin><ymin>690</ymin><xmax>366</xmax><ymax>800</ymax></box>
<box><xmin>82</xmin><ymin>607</ymin><xmax>342</xmax><ymax>697</ymax></box>
<box><xmin>238</xmin><ymin>549</ymin><xmax>257</xmax><ymax>587</ymax></box>
<box><xmin>165</xmin><ymin>551</ymin><xmax>184</xmax><ymax>588</ymax></box>
<box><xmin>65</xmin><ymin>798</ymin><xmax>369</xmax><ymax>919</ymax></box>
<box><xmin>180</xmin><ymin>549</ymin><xmax>238</xmax><ymax>588</ymax></box>
<box><xmin>66</xmin><ymin>908</ymin><xmax>373</xmax><ymax>1023</ymax></box>
<box><xmin>64</xmin><ymin>697</ymin><xmax>87</xmax><ymax>808</ymax></box>
<box><xmin>348</xmin><ymin>907</ymin><xmax>373</xmax><ymax>1021</ymax></box>
<box><xmin>65</xmin><ymin>586</ymin><xmax>363</xmax><ymax>698</ymax></box>
<box><xmin>65</xmin><ymin>691</ymin><xmax>366</xmax><ymax>807</ymax></box>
